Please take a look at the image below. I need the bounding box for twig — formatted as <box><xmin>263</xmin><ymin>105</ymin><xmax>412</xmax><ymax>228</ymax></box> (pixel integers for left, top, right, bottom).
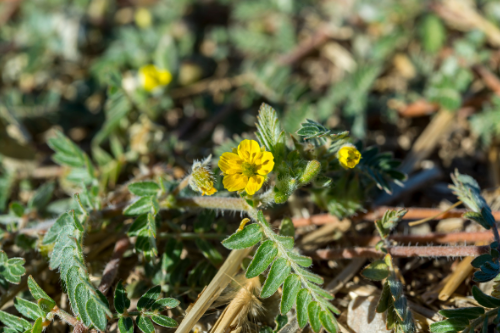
<box><xmin>350</xmin><ymin>230</ymin><xmax>494</xmax><ymax>246</ymax></box>
<box><xmin>438</xmin><ymin>256</ymin><xmax>474</xmax><ymax>301</ymax></box>
<box><xmin>277</xmin><ymin>25</ymin><xmax>331</xmax><ymax>65</ymax></box>
<box><xmin>98</xmin><ymin>238</ymin><xmax>131</xmax><ymax>295</ymax></box>
<box><xmin>292</xmin><ymin>206</ymin><xmax>500</xmax><ymax>227</ymax></box>
<box><xmin>409</xmin><ymin>201</ymin><xmax>463</xmax><ymax>226</ymax></box>
<box><xmin>326</xmin><ymin>258</ymin><xmax>365</xmax><ymax>294</ymax></box>
<box><xmin>314</xmin><ymin>245</ymin><xmax>490</xmax><ymax>259</ymax></box>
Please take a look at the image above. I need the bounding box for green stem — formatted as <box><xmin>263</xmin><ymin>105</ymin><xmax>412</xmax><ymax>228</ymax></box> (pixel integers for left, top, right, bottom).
<box><xmin>169</xmin><ymin>197</ymin><xmax>254</xmax><ymax>217</ymax></box>
<box><xmin>53</xmin><ymin>307</ymin><xmax>79</xmax><ymax>326</ymax></box>
<box><xmin>463</xmin><ymin>308</ymin><xmax>498</xmax><ymax>333</ymax></box>
<box><xmin>257</xmin><ymin>212</ymin><xmax>330</xmax><ymax>313</ymax></box>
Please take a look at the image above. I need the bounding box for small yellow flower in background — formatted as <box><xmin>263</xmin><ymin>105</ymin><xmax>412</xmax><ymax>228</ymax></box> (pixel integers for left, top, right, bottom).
<box><xmin>218</xmin><ymin>139</ymin><xmax>274</xmax><ymax>195</ymax></box>
<box><xmin>135</xmin><ymin>7</ymin><xmax>152</xmax><ymax>29</ymax></box>
<box><xmin>338</xmin><ymin>144</ymin><xmax>362</xmax><ymax>169</ymax></box>
<box><xmin>139</xmin><ymin>65</ymin><xmax>172</xmax><ymax>92</ymax></box>
<box><xmin>189</xmin><ymin>156</ymin><xmax>217</xmax><ymax>196</ymax></box>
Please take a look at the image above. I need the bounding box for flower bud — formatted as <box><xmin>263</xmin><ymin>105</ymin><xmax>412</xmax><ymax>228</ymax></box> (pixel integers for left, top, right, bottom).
<box><xmin>299</xmin><ymin>160</ymin><xmax>321</xmax><ymax>184</ymax></box>
<box><xmin>139</xmin><ymin>65</ymin><xmax>172</xmax><ymax>92</ymax></box>
<box><xmin>337</xmin><ymin>144</ymin><xmax>361</xmax><ymax>169</ymax></box>
<box><xmin>189</xmin><ymin>155</ymin><xmax>217</xmax><ymax>196</ymax></box>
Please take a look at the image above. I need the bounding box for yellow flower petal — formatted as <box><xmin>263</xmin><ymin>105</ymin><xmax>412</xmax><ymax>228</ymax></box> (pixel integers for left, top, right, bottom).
<box><xmin>140</xmin><ymin>65</ymin><xmax>172</xmax><ymax>92</ymax></box>
<box><xmin>245</xmin><ymin>175</ymin><xmax>264</xmax><ymax>195</ymax></box>
<box><xmin>237</xmin><ymin>139</ymin><xmax>261</xmax><ymax>163</ymax></box>
<box><xmin>255</xmin><ymin>151</ymin><xmax>275</xmax><ymax>175</ymax></box>
<box><xmin>201</xmin><ymin>185</ymin><xmax>217</xmax><ymax>196</ymax></box>
<box><xmin>218</xmin><ymin>152</ymin><xmax>243</xmax><ymax>175</ymax></box>
<box><xmin>223</xmin><ymin>174</ymin><xmax>248</xmax><ymax>192</ymax></box>
<box><xmin>338</xmin><ymin>146</ymin><xmax>361</xmax><ymax>169</ymax></box>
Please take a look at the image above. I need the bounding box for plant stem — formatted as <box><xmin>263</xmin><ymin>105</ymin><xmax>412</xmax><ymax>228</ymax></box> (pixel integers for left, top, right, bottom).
<box><xmin>408</xmin><ymin>200</ymin><xmax>463</xmax><ymax>226</ymax></box>
<box><xmin>171</xmin><ymin>197</ymin><xmax>253</xmax><ymax>216</ymax></box>
<box><xmin>158</xmin><ymin>232</ymin><xmax>225</xmax><ymax>240</ymax></box>
<box><xmin>53</xmin><ymin>307</ymin><xmax>79</xmax><ymax>326</ymax></box>
<box><xmin>314</xmin><ymin>245</ymin><xmax>490</xmax><ymax>259</ymax></box>
<box><xmin>463</xmin><ymin>308</ymin><xmax>498</xmax><ymax>333</ymax></box>
<box><xmin>171</xmin><ymin>176</ymin><xmax>191</xmax><ymax>197</ymax></box>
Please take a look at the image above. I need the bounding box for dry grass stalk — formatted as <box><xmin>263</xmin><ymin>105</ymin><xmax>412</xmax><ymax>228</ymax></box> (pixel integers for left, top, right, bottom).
<box><xmin>176</xmin><ymin>248</ymin><xmax>253</xmax><ymax>333</ymax></box>
<box><xmin>399</xmin><ymin>109</ymin><xmax>456</xmax><ymax>173</ymax></box>
<box><xmin>211</xmin><ymin>276</ymin><xmax>262</xmax><ymax>333</ymax></box>
<box><xmin>438</xmin><ymin>256</ymin><xmax>474</xmax><ymax>301</ymax></box>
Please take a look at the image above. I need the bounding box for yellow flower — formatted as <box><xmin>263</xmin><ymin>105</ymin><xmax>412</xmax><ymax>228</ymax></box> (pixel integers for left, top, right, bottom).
<box><xmin>135</xmin><ymin>8</ymin><xmax>152</xmax><ymax>29</ymax></box>
<box><xmin>338</xmin><ymin>145</ymin><xmax>362</xmax><ymax>169</ymax></box>
<box><xmin>218</xmin><ymin>139</ymin><xmax>274</xmax><ymax>195</ymax></box>
<box><xmin>189</xmin><ymin>156</ymin><xmax>217</xmax><ymax>196</ymax></box>
<box><xmin>139</xmin><ymin>65</ymin><xmax>172</xmax><ymax>92</ymax></box>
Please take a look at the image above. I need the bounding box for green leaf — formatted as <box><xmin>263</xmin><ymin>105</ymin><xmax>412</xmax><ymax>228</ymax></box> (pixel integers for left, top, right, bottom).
<box><xmin>147</xmin><ymin>213</ymin><xmax>156</xmax><ymax>238</ymax></box>
<box><xmin>296</xmin><ymin>289</ymin><xmax>312</xmax><ymax>329</ymax></box>
<box><xmin>128</xmin><ymin>182</ymin><xmax>160</xmax><ymax>197</ymax></box>
<box><xmin>308</xmin><ymin>301</ymin><xmax>322</xmax><ymax>333</ymax></box>
<box><xmin>75</xmin><ymin>283</ymin><xmax>92</xmax><ymax>327</ymax></box>
<box><xmin>124</xmin><ymin>197</ymin><xmax>154</xmax><ymax>216</ymax></box>
<box><xmin>48</xmin><ymin>131</ymin><xmax>86</xmax><ymax>168</ymax></box>
<box><xmin>295</xmin><ymin>266</ymin><xmax>324</xmax><ymax>285</ymax></box>
<box><xmin>151</xmin><ymin>315</ymin><xmax>178</xmax><ymax>328</ymax></box>
<box><xmin>297</xmin><ymin>119</ymin><xmax>330</xmax><ymax>139</ymax></box>
<box><xmin>14</xmin><ymin>298</ymin><xmax>44</xmax><ymax>321</ymax></box>
<box><xmin>376</xmin><ymin>281</ymin><xmax>392</xmax><ymax>313</ymax></box>
<box><xmin>137</xmin><ymin>286</ymin><xmax>161</xmax><ymax>310</ymax></box>
<box><xmin>281</xmin><ymin>274</ymin><xmax>301</xmax><ymax>314</ymax></box>
<box><xmin>9</xmin><ymin>202</ymin><xmax>24</xmax><ymax>217</ymax></box>
<box><xmin>114</xmin><ymin>281</ymin><xmax>130</xmax><ymax>314</ymax></box>
<box><xmin>275</xmin><ymin>235</ymin><xmax>294</xmax><ymax>250</ymax></box>
<box><xmin>361</xmin><ymin>260</ymin><xmax>390</xmax><ymax>281</ymax></box>
<box><xmin>419</xmin><ymin>14</ymin><xmax>445</xmax><ymax>54</ymax></box>
<box><xmin>306</xmin><ymin>282</ymin><xmax>334</xmax><ymax>301</ymax></box>
<box><xmin>0</xmin><ymin>311</ymin><xmax>31</xmax><ymax>332</ymax></box>
<box><xmin>86</xmin><ymin>298</ymin><xmax>107</xmax><ymax>332</ymax></box>
<box><xmin>279</xmin><ymin>218</ymin><xmax>295</xmax><ymax>238</ymax></box>
<box><xmin>439</xmin><ymin>307</ymin><xmax>484</xmax><ymax>320</ymax></box>
<box><xmin>288</xmin><ymin>252</ymin><xmax>312</xmax><ymax>267</ymax></box>
<box><xmin>222</xmin><ymin>224</ymin><xmax>263</xmax><ymax>250</ymax></box>
<box><xmin>319</xmin><ymin>311</ymin><xmax>338</xmax><ymax>333</ymax></box>
<box><xmin>472</xmin><ymin>254</ymin><xmax>493</xmax><ymax>268</ymax></box>
<box><xmin>151</xmin><ymin>298</ymin><xmax>180</xmax><ymax>311</ymax></box>
<box><xmin>136</xmin><ymin>315</ymin><xmax>154</xmax><ymax>333</ymax></box>
<box><xmin>255</xmin><ymin>103</ymin><xmax>285</xmax><ymax>163</ymax></box>
<box><xmin>42</xmin><ymin>212</ymin><xmax>74</xmax><ymax>245</ymax></box>
<box><xmin>430</xmin><ymin>318</ymin><xmax>469</xmax><ymax>333</ymax></box>
<box><xmin>30</xmin><ymin>317</ymin><xmax>43</xmax><ymax>333</ymax></box>
<box><xmin>127</xmin><ymin>215</ymin><xmax>148</xmax><ymax>237</ymax></box>
<box><xmin>472</xmin><ymin>285</ymin><xmax>500</xmax><ymax>308</ymax></box>
<box><xmin>28</xmin><ymin>182</ymin><xmax>55</xmax><ymax>211</ymax></box>
<box><xmin>246</xmin><ymin>240</ymin><xmax>278</xmax><ymax>279</ymax></box>
<box><xmin>261</xmin><ymin>258</ymin><xmax>291</xmax><ymax>298</ymax></box>
<box><xmin>464</xmin><ymin>211</ymin><xmax>491</xmax><ymax>230</ymax></box>
<box><xmin>28</xmin><ymin>275</ymin><xmax>56</xmax><ymax>305</ymax></box>
<box><xmin>38</xmin><ymin>299</ymin><xmax>56</xmax><ymax>313</ymax></box>
<box><xmin>118</xmin><ymin>317</ymin><xmax>134</xmax><ymax>333</ymax></box>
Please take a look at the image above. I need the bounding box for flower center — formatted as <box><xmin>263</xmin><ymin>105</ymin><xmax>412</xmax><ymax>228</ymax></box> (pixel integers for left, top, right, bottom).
<box><xmin>241</xmin><ymin>162</ymin><xmax>256</xmax><ymax>177</ymax></box>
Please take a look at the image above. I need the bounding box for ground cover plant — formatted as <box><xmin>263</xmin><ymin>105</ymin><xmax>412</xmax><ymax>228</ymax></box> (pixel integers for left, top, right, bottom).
<box><xmin>3</xmin><ymin>0</ymin><xmax>500</xmax><ymax>332</ymax></box>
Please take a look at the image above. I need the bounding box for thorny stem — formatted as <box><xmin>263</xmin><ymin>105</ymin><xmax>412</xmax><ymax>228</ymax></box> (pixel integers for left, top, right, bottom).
<box><xmin>314</xmin><ymin>245</ymin><xmax>490</xmax><ymax>259</ymax></box>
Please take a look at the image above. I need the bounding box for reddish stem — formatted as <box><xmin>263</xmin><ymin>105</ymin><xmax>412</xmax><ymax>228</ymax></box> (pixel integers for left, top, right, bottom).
<box><xmin>314</xmin><ymin>245</ymin><xmax>490</xmax><ymax>259</ymax></box>
<box><xmin>352</xmin><ymin>231</ymin><xmax>494</xmax><ymax>246</ymax></box>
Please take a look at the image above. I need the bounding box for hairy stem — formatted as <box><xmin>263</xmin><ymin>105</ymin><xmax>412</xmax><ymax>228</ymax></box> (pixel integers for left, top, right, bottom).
<box><xmin>52</xmin><ymin>307</ymin><xmax>79</xmax><ymax>326</ymax></box>
<box><xmin>314</xmin><ymin>245</ymin><xmax>490</xmax><ymax>259</ymax></box>
<box><xmin>171</xmin><ymin>197</ymin><xmax>254</xmax><ymax>216</ymax></box>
